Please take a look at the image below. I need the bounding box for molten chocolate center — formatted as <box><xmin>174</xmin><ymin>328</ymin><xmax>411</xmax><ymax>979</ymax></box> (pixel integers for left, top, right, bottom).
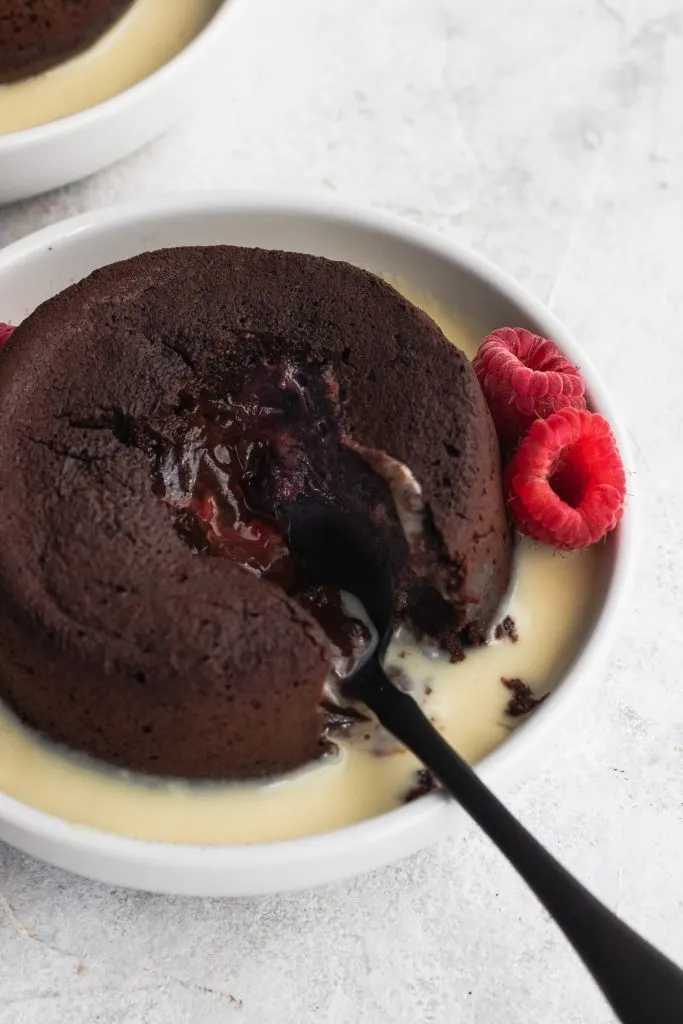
<box><xmin>150</xmin><ymin>362</ymin><xmax>335</xmax><ymax>585</ymax></box>
<box><xmin>148</xmin><ymin>361</ymin><xmax>371</xmax><ymax>678</ymax></box>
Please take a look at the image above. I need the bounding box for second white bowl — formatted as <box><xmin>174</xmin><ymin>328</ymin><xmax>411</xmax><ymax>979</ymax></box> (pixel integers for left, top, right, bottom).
<box><xmin>0</xmin><ymin>1</ymin><xmax>242</xmax><ymax>204</ymax></box>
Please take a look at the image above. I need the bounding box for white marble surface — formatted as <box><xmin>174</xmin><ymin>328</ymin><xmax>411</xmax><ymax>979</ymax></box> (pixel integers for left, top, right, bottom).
<box><xmin>1</xmin><ymin>0</ymin><xmax>682</xmax><ymax>1021</ymax></box>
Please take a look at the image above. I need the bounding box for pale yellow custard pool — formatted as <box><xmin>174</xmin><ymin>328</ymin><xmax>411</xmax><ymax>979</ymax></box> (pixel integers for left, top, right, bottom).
<box><xmin>0</xmin><ymin>290</ymin><xmax>602</xmax><ymax>844</ymax></box>
<box><xmin>0</xmin><ymin>0</ymin><xmax>223</xmax><ymax>135</ymax></box>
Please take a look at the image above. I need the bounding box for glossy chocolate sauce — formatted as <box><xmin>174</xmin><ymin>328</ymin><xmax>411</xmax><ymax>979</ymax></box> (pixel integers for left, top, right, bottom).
<box><xmin>297</xmin><ymin>586</ymin><xmax>371</xmax><ymax>680</ymax></box>
<box><xmin>150</xmin><ymin>362</ymin><xmax>321</xmax><ymax>586</ymax></box>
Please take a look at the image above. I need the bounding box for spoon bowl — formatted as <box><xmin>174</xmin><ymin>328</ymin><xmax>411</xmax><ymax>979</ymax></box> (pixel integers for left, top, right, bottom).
<box><xmin>283</xmin><ymin>500</ymin><xmax>395</xmax><ymax>658</ymax></box>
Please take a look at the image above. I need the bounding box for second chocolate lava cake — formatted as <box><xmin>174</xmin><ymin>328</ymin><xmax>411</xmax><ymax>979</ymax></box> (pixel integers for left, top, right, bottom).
<box><xmin>0</xmin><ymin>0</ymin><xmax>135</xmax><ymax>84</ymax></box>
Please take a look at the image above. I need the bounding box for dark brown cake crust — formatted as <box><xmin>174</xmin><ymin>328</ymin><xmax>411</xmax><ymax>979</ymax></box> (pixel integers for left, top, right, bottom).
<box><xmin>0</xmin><ymin>0</ymin><xmax>135</xmax><ymax>84</ymax></box>
<box><xmin>0</xmin><ymin>246</ymin><xmax>511</xmax><ymax>779</ymax></box>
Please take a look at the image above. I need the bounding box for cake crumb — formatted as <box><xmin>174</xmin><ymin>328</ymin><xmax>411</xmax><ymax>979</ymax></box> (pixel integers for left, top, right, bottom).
<box><xmin>410</xmin><ymin>620</ymin><xmax>465</xmax><ymax>662</ymax></box>
<box><xmin>502</xmin><ymin>677</ymin><xmax>548</xmax><ymax>717</ymax></box>
<box><xmin>463</xmin><ymin>623</ymin><xmax>488</xmax><ymax>648</ymax></box>
<box><xmin>439</xmin><ymin>628</ymin><xmax>466</xmax><ymax>664</ymax></box>
<box><xmin>404</xmin><ymin>768</ymin><xmax>438</xmax><ymax>803</ymax></box>
<box><xmin>495</xmin><ymin>615</ymin><xmax>519</xmax><ymax>643</ymax></box>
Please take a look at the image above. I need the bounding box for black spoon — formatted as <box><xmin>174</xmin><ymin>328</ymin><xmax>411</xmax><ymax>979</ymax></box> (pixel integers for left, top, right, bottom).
<box><xmin>284</xmin><ymin>502</ymin><xmax>683</xmax><ymax>1024</ymax></box>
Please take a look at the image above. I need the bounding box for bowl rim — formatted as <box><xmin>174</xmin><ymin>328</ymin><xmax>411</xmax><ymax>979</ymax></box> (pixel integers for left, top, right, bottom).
<box><xmin>0</xmin><ymin>191</ymin><xmax>638</xmax><ymax>870</ymax></box>
<box><xmin>0</xmin><ymin>0</ymin><xmax>242</xmax><ymax>152</ymax></box>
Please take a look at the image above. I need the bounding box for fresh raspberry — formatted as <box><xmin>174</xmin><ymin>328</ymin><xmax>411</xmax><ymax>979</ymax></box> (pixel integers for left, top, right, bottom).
<box><xmin>506</xmin><ymin>408</ymin><xmax>626</xmax><ymax>549</ymax></box>
<box><xmin>473</xmin><ymin>327</ymin><xmax>586</xmax><ymax>448</ymax></box>
<box><xmin>0</xmin><ymin>322</ymin><xmax>14</xmax><ymax>349</ymax></box>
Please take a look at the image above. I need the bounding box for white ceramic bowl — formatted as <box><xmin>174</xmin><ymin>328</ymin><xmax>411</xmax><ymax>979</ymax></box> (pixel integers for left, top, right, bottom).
<box><xmin>0</xmin><ymin>2</ymin><xmax>242</xmax><ymax>205</ymax></box>
<box><xmin>0</xmin><ymin>194</ymin><xmax>636</xmax><ymax>895</ymax></box>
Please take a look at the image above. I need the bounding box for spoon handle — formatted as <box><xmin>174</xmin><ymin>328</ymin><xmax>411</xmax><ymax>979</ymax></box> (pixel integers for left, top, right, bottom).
<box><xmin>360</xmin><ymin>670</ymin><xmax>683</xmax><ymax>1024</ymax></box>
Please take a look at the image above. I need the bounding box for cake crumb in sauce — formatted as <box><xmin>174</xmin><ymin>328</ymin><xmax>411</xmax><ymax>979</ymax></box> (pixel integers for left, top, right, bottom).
<box><xmin>404</xmin><ymin>768</ymin><xmax>438</xmax><ymax>803</ymax></box>
<box><xmin>440</xmin><ymin>627</ymin><xmax>466</xmax><ymax>663</ymax></box>
<box><xmin>502</xmin><ymin>677</ymin><xmax>548</xmax><ymax>717</ymax></box>
<box><xmin>495</xmin><ymin>615</ymin><xmax>519</xmax><ymax>643</ymax></box>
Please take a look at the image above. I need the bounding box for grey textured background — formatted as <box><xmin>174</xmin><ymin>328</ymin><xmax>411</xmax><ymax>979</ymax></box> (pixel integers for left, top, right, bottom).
<box><xmin>1</xmin><ymin>0</ymin><xmax>682</xmax><ymax>1021</ymax></box>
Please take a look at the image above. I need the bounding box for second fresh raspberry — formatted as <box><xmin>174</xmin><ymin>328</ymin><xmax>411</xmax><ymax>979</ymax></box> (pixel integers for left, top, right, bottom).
<box><xmin>505</xmin><ymin>408</ymin><xmax>626</xmax><ymax>550</ymax></box>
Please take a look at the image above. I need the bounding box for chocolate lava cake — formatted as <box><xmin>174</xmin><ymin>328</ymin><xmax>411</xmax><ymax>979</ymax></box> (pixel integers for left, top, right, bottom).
<box><xmin>0</xmin><ymin>0</ymin><xmax>134</xmax><ymax>84</ymax></box>
<box><xmin>0</xmin><ymin>247</ymin><xmax>511</xmax><ymax>779</ymax></box>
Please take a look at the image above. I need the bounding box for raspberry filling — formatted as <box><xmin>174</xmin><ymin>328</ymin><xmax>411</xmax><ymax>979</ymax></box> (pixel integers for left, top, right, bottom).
<box><xmin>150</xmin><ymin>362</ymin><xmax>326</xmax><ymax>588</ymax></box>
<box><xmin>147</xmin><ymin>361</ymin><xmax>371</xmax><ymax>678</ymax></box>
<box><xmin>0</xmin><ymin>323</ymin><xmax>15</xmax><ymax>349</ymax></box>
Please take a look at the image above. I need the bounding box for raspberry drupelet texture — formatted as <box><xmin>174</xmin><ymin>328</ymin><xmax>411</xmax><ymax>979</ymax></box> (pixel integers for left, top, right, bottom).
<box><xmin>474</xmin><ymin>327</ymin><xmax>587</xmax><ymax>449</ymax></box>
<box><xmin>505</xmin><ymin>408</ymin><xmax>626</xmax><ymax>549</ymax></box>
